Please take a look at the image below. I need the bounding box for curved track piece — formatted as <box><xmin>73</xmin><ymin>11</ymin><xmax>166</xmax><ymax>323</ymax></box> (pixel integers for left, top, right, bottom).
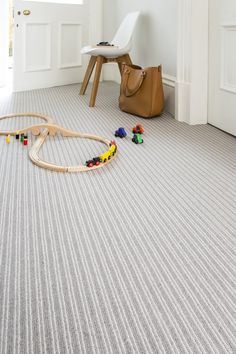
<box><xmin>0</xmin><ymin>112</ymin><xmax>54</xmax><ymax>132</ymax></box>
<box><xmin>0</xmin><ymin>123</ymin><xmax>84</xmax><ymax>137</ymax></box>
<box><xmin>29</xmin><ymin>128</ymin><xmax>114</xmax><ymax>172</ymax></box>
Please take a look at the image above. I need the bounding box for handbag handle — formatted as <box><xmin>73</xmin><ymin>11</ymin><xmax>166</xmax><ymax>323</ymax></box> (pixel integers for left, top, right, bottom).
<box><xmin>122</xmin><ymin>68</ymin><xmax>146</xmax><ymax>97</ymax></box>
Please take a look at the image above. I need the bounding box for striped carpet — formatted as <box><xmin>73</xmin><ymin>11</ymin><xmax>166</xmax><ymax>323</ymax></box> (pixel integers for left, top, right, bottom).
<box><xmin>0</xmin><ymin>82</ymin><xmax>235</xmax><ymax>354</ymax></box>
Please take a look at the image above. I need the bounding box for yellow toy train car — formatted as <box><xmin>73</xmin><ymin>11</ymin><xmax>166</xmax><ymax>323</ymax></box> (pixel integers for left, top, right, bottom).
<box><xmin>99</xmin><ymin>143</ymin><xmax>117</xmax><ymax>163</ymax></box>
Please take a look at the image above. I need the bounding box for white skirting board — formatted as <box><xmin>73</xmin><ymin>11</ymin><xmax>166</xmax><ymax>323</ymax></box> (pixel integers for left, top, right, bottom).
<box><xmin>163</xmin><ymin>74</ymin><xmax>175</xmax><ymax>117</ymax></box>
<box><xmin>103</xmin><ymin>64</ymin><xmax>176</xmax><ymax>117</ymax></box>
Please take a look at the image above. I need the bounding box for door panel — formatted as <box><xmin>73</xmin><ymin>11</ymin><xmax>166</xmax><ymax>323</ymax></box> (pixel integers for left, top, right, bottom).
<box><xmin>13</xmin><ymin>0</ymin><xmax>89</xmax><ymax>91</ymax></box>
<box><xmin>25</xmin><ymin>23</ymin><xmax>51</xmax><ymax>72</ymax></box>
<box><xmin>208</xmin><ymin>0</ymin><xmax>236</xmax><ymax>136</ymax></box>
<box><xmin>59</xmin><ymin>23</ymin><xmax>82</xmax><ymax>68</ymax></box>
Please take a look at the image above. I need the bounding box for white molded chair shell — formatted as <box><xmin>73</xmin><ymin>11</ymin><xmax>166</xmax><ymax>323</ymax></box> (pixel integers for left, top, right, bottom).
<box><xmin>81</xmin><ymin>11</ymin><xmax>140</xmax><ymax>58</ymax></box>
<box><xmin>80</xmin><ymin>11</ymin><xmax>140</xmax><ymax>106</ymax></box>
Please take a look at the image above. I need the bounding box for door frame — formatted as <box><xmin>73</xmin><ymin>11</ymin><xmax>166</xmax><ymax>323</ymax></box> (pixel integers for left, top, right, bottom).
<box><xmin>175</xmin><ymin>0</ymin><xmax>209</xmax><ymax>125</ymax></box>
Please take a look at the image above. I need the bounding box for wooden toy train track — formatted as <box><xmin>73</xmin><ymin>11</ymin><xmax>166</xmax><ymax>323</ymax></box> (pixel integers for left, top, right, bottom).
<box><xmin>0</xmin><ymin>113</ymin><xmax>117</xmax><ymax>172</ymax></box>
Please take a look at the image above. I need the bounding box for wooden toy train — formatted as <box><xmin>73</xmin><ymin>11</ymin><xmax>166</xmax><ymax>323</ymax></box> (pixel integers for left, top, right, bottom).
<box><xmin>86</xmin><ymin>141</ymin><xmax>117</xmax><ymax>167</ymax></box>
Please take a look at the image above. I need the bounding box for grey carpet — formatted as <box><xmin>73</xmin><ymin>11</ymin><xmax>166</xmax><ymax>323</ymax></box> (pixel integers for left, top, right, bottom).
<box><xmin>0</xmin><ymin>82</ymin><xmax>236</xmax><ymax>354</ymax></box>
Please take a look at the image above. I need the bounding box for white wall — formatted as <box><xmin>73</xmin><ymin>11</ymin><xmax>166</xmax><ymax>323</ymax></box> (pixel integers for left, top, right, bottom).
<box><xmin>102</xmin><ymin>0</ymin><xmax>117</xmax><ymax>41</ymax></box>
<box><xmin>102</xmin><ymin>0</ymin><xmax>177</xmax><ymax>115</ymax></box>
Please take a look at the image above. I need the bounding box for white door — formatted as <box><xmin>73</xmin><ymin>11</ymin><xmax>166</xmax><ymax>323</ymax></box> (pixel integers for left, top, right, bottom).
<box><xmin>13</xmin><ymin>0</ymin><xmax>92</xmax><ymax>92</ymax></box>
<box><xmin>208</xmin><ymin>0</ymin><xmax>236</xmax><ymax>136</ymax></box>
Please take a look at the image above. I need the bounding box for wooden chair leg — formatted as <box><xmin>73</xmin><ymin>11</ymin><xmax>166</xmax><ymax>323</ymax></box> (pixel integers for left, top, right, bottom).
<box><xmin>79</xmin><ymin>56</ymin><xmax>97</xmax><ymax>95</ymax></box>
<box><xmin>118</xmin><ymin>62</ymin><xmax>123</xmax><ymax>75</ymax></box>
<box><xmin>123</xmin><ymin>54</ymin><xmax>133</xmax><ymax>65</ymax></box>
<box><xmin>89</xmin><ymin>56</ymin><xmax>104</xmax><ymax>107</ymax></box>
<box><xmin>116</xmin><ymin>54</ymin><xmax>133</xmax><ymax>76</ymax></box>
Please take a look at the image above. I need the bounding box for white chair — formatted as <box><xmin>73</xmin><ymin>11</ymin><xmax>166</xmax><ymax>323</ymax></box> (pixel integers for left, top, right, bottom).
<box><xmin>79</xmin><ymin>11</ymin><xmax>140</xmax><ymax>107</ymax></box>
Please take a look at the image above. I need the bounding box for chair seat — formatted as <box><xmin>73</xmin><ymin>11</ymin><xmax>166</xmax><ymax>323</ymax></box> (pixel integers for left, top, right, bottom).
<box><xmin>81</xmin><ymin>45</ymin><xmax>129</xmax><ymax>58</ymax></box>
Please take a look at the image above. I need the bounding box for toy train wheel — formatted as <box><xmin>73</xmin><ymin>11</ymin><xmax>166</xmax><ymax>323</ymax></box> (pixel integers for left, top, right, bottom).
<box><xmin>95</xmin><ymin>161</ymin><xmax>100</xmax><ymax>166</ymax></box>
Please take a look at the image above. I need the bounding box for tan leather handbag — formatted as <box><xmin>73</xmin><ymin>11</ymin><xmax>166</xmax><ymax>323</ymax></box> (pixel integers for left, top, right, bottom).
<box><xmin>119</xmin><ymin>64</ymin><xmax>164</xmax><ymax>118</ymax></box>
